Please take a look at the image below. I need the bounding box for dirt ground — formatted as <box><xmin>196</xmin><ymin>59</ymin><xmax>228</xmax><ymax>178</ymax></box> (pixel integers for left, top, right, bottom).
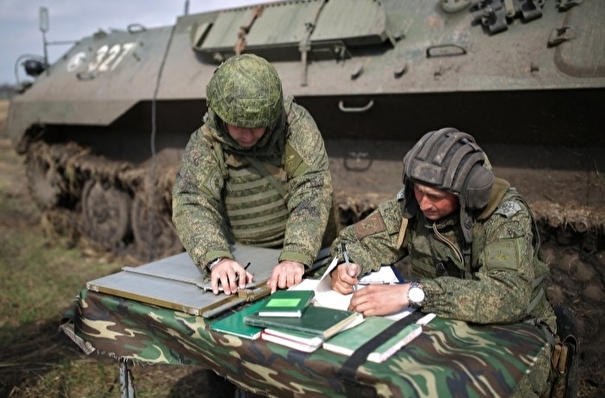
<box><xmin>1</xmin><ymin>97</ymin><xmax>604</xmax><ymax>396</ymax></box>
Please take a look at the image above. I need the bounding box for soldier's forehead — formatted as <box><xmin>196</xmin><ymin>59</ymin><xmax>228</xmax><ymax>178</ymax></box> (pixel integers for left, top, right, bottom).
<box><xmin>413</xmin><ymin>181</ymin><xmax>449</xmax><ymax>196</ymax></box>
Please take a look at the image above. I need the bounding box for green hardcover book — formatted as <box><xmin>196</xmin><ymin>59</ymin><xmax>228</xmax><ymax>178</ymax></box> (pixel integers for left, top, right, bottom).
<box><xmin>245</xmin><ymin>305</ymin><xmax>362</xmax><ymax>340</ymax></box>
<box><xmin>258</xmin><ymin>289</ymin><xmax>315</xmax><ymax>317</ymax></box>
<box><xmin>322</xmin><ymin>316</ymin><xmax>423</xmax><ymax>363</ymax></box>
<box><xmin>209</xmin><ymin>298</ymin><xmax>269</xmax><ymax>340</ymax></box>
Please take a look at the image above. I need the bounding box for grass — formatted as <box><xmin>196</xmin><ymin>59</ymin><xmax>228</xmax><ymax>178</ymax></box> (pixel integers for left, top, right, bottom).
<box><xmin>0</xmin><ymin>138</ymin><xmax>204</xmax><ymax>398</ymax></box>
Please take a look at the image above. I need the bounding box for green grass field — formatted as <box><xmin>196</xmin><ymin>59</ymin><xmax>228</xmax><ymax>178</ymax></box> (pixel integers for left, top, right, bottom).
<box><xmin>0</xmin><ymin>137</ymin><xmax>211</xmax><ymax>397</ymax></box>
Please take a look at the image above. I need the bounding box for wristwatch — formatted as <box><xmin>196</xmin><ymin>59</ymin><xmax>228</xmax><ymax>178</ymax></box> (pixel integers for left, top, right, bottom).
<box><xmin>207</xmin><ymin>257</ymin><xmax>223</xmax><ymax>271</ymax></box>
<box><xmin>407</xmin><ymin>281</ymin><xmax>425</xmax><ymax>309</ymax></box>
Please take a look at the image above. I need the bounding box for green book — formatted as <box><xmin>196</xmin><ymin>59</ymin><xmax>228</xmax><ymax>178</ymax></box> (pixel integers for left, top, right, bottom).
<box><xmin>258</xmin><ymin>289</ymin><xmax>315</xmax><ymax>317</ymax></box>
<box><xmin>322</xmin><ymin>316</ymin><xmax>423</xmax><ymax>363</ymax></box>
<box><xmin>209</xmin><ymin>298</ymin><xmax>269</xmax><ymax>340</ymax></box>
<box><xmin>244</xmin><ymin>305</ymin><xmax>362</xmax><ymax>340</ymax></box>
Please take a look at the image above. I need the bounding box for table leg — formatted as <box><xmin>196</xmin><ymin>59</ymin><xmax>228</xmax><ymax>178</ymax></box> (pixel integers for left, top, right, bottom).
<box><xmin>120</xmin><ymin>360</ymin><xmax>136</xmax><ymax>398</ymax></box>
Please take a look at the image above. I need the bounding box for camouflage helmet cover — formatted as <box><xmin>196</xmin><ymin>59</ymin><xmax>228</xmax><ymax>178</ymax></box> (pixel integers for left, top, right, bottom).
<box><xmin>402</xmin><ymin>127</ymin><xmax>494</xmax><ymax>243</ymax></box>
<box><xmin>206</xmin><ymin>54</ymin><xmax>284</xmax><ymax>129</ymax></box>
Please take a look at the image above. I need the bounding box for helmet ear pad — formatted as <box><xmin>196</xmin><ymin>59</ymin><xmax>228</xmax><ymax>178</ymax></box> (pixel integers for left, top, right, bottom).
<box><xmin>461</xmin><ymin>164</ymin><xmax>494</xmax><ymax>210</ymax></box>
<box><xmin>402</xmin><ymin>178</ymin><xmax>419</xmax><ymax>219</ymax></box>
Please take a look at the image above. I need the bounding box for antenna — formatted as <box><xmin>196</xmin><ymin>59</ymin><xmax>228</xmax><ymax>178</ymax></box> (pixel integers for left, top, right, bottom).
<box><xmin>39</xmin><ymin>7</ymin><xmax>50</xmax><ymax>69</ymax></box>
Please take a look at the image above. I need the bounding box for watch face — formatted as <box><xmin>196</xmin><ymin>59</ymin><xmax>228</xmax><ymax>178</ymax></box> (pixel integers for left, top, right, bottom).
<box><xmin>409</xmin><ymin>287</ymin><xmax>425</xmax><ymax>303</ymax></box>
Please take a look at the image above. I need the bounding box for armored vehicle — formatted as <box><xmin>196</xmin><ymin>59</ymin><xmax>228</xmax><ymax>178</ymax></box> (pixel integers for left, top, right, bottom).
<box><xmin>6</xmin><ymin>0</ymin><xmax>605</xmax><ymax>262</ymax></box>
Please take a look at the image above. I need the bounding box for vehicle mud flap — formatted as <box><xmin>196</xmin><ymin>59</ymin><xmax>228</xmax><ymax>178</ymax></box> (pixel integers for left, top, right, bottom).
<box><xmin>550</xmin><ymin>305</ymin><xmax>579</xmax><ymax>398</ymax></box>
<box><xmin>337</xmin><ymin>311</ymin><xmax>425</xmax><ymax>397</ymax></box>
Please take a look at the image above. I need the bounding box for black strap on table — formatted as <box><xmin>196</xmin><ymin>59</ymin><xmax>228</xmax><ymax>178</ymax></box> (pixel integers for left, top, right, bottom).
<box><xmin>338</xmin><ymin>310</ymin><xmax>425</xmax><ymax>397</ymax></box>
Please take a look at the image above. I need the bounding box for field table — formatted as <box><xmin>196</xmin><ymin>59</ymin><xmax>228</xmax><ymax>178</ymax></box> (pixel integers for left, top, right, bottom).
<box><xmin>61</xmin><ymin>287</ymin><xmax>547</xmax><ymax>398</ymax></box>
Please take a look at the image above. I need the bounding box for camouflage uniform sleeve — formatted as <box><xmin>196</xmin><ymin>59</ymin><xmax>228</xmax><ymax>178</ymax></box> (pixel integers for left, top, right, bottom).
<box><xmin>171</xmin><ymin>127</ymin><xmax>233</xmax><ymax>269</ymax></box>
<box><xmin>279</xmin><ymin>103</ymin><xmax>332</xmax><ymax>266</ymax></box>
<box><xmin>421</xmin><ymin>201</ymin><xmax>536</xmax><ymax>324</ymax></box>
<box><xmin>329</xmin><ymin>198</ymin><xmax>407</xmax><ymax>275</ymax></box>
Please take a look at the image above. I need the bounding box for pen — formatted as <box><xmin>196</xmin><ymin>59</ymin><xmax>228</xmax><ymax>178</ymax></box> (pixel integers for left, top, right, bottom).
<box><xmin>341</xmin><ymin>242</ymin><xmax>357</xmax><ymax>292</ymax></box>
<box><xmin>244</xmin><ymin>262</ymin><xmax>251</xmax><ymax>270</ymax></box>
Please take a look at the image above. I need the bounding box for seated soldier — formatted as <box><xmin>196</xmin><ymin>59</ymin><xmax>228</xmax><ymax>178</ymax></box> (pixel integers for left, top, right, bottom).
<box><xmin>330</xmin><ymin>127</ymin><xmax>557</xmax><ymax>397</ymax></box>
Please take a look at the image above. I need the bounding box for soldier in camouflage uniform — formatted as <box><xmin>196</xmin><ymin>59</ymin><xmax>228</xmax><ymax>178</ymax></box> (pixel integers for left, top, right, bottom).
<box><xmin>172</xmin><ymin>54</ymin><xmax>335</xmax><ymax>296</ymax></box>
<box><xmin>330</xmin><ymin>128</ymin><xmax>557</xmax><ymax>397</ymax></box>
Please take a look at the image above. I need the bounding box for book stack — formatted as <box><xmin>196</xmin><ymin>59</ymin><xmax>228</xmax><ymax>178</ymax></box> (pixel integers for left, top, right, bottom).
<box><xmin>243</xmin><ymin>290</ymin><xmax>363</xmax><ymax>352</ymax></box>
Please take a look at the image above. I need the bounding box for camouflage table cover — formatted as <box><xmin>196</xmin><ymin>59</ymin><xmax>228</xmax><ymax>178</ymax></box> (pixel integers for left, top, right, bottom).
<box><xmin>62</xmin><ymin>289</ymin><xmax>548</xmax><ymax>398</ymax></box>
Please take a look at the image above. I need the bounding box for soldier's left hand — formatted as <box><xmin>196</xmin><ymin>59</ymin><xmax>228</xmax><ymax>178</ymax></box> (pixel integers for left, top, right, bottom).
<box><xmin>267</xmin><ymin>261</ymin><xmax>305</xmax><ymax>293</ymax></box>
<box><xmin>348</xmin><ymin>284</ymin><xmax>407</xmax><ymax>316</ymax></box>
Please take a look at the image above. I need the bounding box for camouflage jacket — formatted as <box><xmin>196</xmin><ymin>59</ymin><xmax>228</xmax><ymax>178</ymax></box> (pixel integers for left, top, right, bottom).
<box><xmin>331</xmin><ymin>178</ymin><xmax>556</xmax><ymax>332</ymax></box>
<box><xmin>173</xmin><ymin>97</ymin><xmax>332</xmax><ymax>269</ymax></box>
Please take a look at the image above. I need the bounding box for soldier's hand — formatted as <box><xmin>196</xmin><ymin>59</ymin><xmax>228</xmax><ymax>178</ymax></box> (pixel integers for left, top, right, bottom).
<box><xmin>348</xmin><ymin>284</ymin><xmax>407</xmax><ymax>316</ymax></box>
<box><xmin>330</xmin><ymin>262</ymin><xmax>360</xmax><ymax>294</ymax></box>
<box><xmin>267</xmin><ymin>261</ymin><xmax>305</xmax><ymax>293</ymax></box>
<box><xmin>211</xmin><ymin>259</ymin><xmax>253</xmax><ymax>295</ymax></box>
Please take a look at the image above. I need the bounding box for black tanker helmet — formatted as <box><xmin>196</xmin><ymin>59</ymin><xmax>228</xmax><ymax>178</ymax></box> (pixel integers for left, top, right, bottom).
<box><xmin>402</xmin><ymin>127</ymin><xmax>494</xmax><ymax>244</ymax></box>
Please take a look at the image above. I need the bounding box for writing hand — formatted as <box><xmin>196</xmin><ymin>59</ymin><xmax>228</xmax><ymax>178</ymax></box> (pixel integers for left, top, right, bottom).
<box><xmin>330</xmin><ymin>262</ymin><xmax>360</xmax><ymax>294</ymax></box>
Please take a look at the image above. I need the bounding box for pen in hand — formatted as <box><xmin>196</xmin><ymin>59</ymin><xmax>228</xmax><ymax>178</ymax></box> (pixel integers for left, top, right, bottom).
<box><xmin>341</xmin><ymin>242</ymin><xmax>357</xmax><ymax>292</ymax></box>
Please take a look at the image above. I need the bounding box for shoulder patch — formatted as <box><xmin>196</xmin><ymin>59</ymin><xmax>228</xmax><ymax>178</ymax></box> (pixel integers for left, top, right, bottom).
<box><xmin>483</xmin><ymin>240</ymin><xmax>520</xmax><ymax>271</ymax></box>
<box><xmin>354</xmin><ymin>212</ymin><xmax>386</xmax><ymax>240</ymax></box>
<box><xmin>284</xmin><ymin>142</ymin><xmax>308</xmax><ymax>178</ymax></box>
<box><xmin>495</xmin><ymin>200</ymin><xmax>522</xmax><ymax>218</ymax></box>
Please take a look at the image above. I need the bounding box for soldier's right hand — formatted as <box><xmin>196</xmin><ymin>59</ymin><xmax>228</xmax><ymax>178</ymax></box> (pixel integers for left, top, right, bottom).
<box><xmin>211</xmin><ymin>259</ymin><xmax>253</xmax><ymax>295</ymax></box>
<box><xmin>330</xmin><ymin>262</ymin><xmax>360</xmax><ymax>294</ymax></box>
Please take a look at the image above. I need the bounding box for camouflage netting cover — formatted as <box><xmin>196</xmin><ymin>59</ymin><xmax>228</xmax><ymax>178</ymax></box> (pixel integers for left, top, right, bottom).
<box><xmin>62</xmin><ymin>289</ymin><xmax>548</xmax><ymax>398</ymax></box>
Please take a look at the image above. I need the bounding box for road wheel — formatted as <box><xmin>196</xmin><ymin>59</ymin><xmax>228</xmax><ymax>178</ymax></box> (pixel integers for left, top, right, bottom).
<box><xmin>81</xmin><ymin>180</ymin><xmax>132</xmax><ymax>248</ymax></box>
<box><xmin>131</xmin><ymin>193</ymin><xmax>183</xmax><ymax>261</ymax></box>
<box><xmin>26</xmin><ymin>152</ymin><xmax>61</xmax><ymax>210</ymax></box>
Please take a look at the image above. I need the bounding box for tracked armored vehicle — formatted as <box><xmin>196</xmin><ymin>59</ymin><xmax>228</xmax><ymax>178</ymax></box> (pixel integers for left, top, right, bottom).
<box><xmin>6</xmin><ymin>0</ymin><xmax>605</xmax><ymax>262</ymax></box>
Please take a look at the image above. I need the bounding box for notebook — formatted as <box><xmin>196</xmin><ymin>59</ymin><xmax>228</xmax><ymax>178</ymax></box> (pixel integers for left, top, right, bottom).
<box><xmin>258</xmin><ymin>290</ymin><xmax>315</xmax><ymax>317</ymax></box>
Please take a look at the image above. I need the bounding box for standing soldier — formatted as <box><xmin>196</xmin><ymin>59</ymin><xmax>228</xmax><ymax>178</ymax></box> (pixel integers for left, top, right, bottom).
<box><xmin>173</xmin><ymin>53</ymin><xmax>336</xmax><ymax>296</ymax></box>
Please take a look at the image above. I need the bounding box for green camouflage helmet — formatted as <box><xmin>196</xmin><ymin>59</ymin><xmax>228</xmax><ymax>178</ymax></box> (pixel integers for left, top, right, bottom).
<box><xmin>206</xmin><ymin>54</ymin><xmax>284</xmax><ymax>128</ymax></box>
